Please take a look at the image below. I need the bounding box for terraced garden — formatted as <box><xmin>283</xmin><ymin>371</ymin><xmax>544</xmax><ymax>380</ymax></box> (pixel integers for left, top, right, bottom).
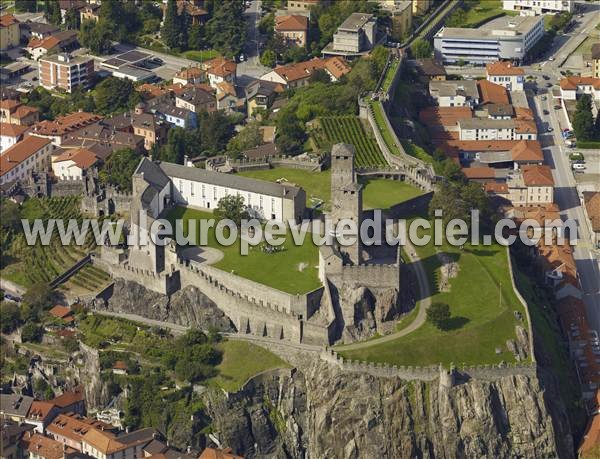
<box><xmin>1</xmin><ymin>196</ymin><xmax>111</xmax><ymax>293</ymax></box>
<box><xmin>318</xmin><ymin>116</ymin><xmax>388</xmax><ymax>168</ymax></box>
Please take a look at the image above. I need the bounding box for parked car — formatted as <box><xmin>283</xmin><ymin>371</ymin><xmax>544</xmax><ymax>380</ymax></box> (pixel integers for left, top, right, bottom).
<box><xmin>554</xmin><ymin>105</ymin><xmax>561</xmax><ymax>110</ymax></box>
<box><xmin>547</xmin><ymin>126</ymin><xmax>553</xmax><ymax>132</ymax></box>
<box><xmin>541</xmin><ymin>95</ymin><xmax>547</xmax><ymax>101</ymax></box>
<box><xmin>572</xmin><ymin>163</ymin><xmax>586</xmax><ymax>170</ymax></box>
<box><xmin>546</xmin><ymin>82</ymin><xmax>553</xmax><ymax>88</ymax></box>
<box><xmin>543</xmin><ymin>75</ymin><xmax>550</xmax><ymax>80</ymax></box>
<box><xmin>543</xmin><ymin>109</ymin><xmax>549</xmax><ymax>115</ymax></box>
<box><xmin>153</xmin><ymin>57</ymin><xmax>164</xmax><ymax>64</ymax></box>
<box><xmin>549</xmin><ymin>56</ymin><xmax>555</xmax><ymax>61</ymax></box>
<box><xmin>566</xmin><ymin>139</ymin><xmax>576</xmax><ymax>148</ymax></box>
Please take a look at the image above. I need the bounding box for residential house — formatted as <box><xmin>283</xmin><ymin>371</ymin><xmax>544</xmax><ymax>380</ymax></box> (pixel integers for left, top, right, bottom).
<box><xmin>112</xmin><ymin>361</ymin><xmax>128</xmax><ymax>375</ymax></box>
<box><xmin>216</xmin><ymin>82</ymin><xmax>243</xmax><ymax>113</ymax></box>
<box><xmin>506</xmin><ymin>164</ymin><xmax>554</xmax><ymax>206</ymax></box>
<box><xmin>559</xmin><ymin>76</ymin><xmax>600</xmax><ymax>101</ymax></box>
<box><xmin>175</xmin><ymin>86</ymin><xmax>217</xmax><ymax>113</ymax></box>
<box><xmin>0</xmin><ymin>99</ymin><xmax>39</xmax><ymax>126</ymax></box>
<box><xmin>173</xmin><ymin>66</ymin><xmax>204</xmax><ymax>86</ymax></box>
<box><xmin>58</xmin><ymin>0</ymin><xmax>87</xmax><ymax>22</ymax></box>
<box><xmin>259</xmin><ymin>57</ymin><xmax>349</xmax><ymax>90</ymax></box>
<box><xmin>582</xmin><ymin>191</ymin><xmax>600</xmax><ymax>249</ymax></box>
<box><xmin>592</xmin><ymin>43</ymin><xmax>600</xmax><ymax>79</ymax></box>
<box><xmin>1</xmin><ymin>419</ymin><xmax>35</xmax><ymax>459</ymax></box>
<box><xmin>39</xmin><ymin>53</ymin><xmax>95</xmax><ymax>93</ymax></box>
<box><xmin>245</xmin><ymin>80</ymin><xmax>278</xmax><ymax>118</ymax></box>
<box><xmin>415</xmin><ymin>58</ymin><xmax>447</xmax><ymax>82</ymax></box>
<box><xmin>60</xmin><ymin>121</ymin><xmax>145</xmax><ymax>156</ymax></box>
<box><xmin>241</xmin><ymin>142</ymin><xmax>278</xmax><ymax>161</ymax></box>
<box><xmin>21</xmin><ymin>22</ymin><xmax>60</xmax><ymax>40</ymax></box>
<box><xmin>198</xmin><ymin>448</ymin><xmax>244</xmax><ymax>459</ymax></box>
<box><xmin>151</xmin><ymin>103</ymin><xmax>197</xmax><ymax>129</ymax></box>
<box><xmin>478</xmin><ymin>79</ymin><xmax>511</xmax><ymax>105</ymax></box>
<box><xmin>203</xmin><ymin>57</ymin><xmax>236</xmax><ymax>89</ymax></box>
<box><xmin>29</xmin><ymin>112</ymin><xmax>102</xmax><ymax>145</ymax></box>
<box><xmin>429</xmin><ymin>80</ymin><xmax>479</xmax><ymax>107</ymax></box>
<box><xmin>26</xmin><ymin>30</ymin><xmax>78</xmax><ymax>61</ymax></box>
<box><xmin>136</xmin><ymin>84</ymin><xmax>171</xmax><ymax>104</ymax></box>
<box><xmin>47</xmin><ymin>413</ymin><xmax>115</xmax><ymax>452</ymax></box>
<box><xmin>27</xmin><ymin>401</ymin><xmax>60</xmax><ymax>433</ymax></box>
<box><xmin>458</xmin><ymin>118</ymin><xmax>537</xmax><ymax>141</ymax></box>
<box><xmin>275</xmin><ymin>15</ymin><xmax>309</xmax><ymax>48</ymax></box>
<box><xmin>0</xmin><ymin>394</ymin><xmax>34</xmax><ymax>423</ymax></box>
<box><xmin>0</xmin><ymin>14</ymin><xmax>20</xmax><ymax>51</ymax></box>
<box><xmin>48</xmin><ymin>304</ymin><xmax>76</xmax><ymax>323</ymax></box>
<box><xmin>26</xmin><ymin>433</ymin><xmax>78</xmax><ymax>459</ymax></box>
<box><xmin>502</xmin><ymin>0</ymin><xmax>573</xmax><ymax>16</ymax></box>
<box><xmin>486</xmin><ymin>61</ymin><xmax>525</xmax><ymax>91</ymax></box>
<box><xmin>80</xmin><ymin>3</ymin><xmax>101</xmax><ymax>22</ymax></box>
<box><xmin>81</xmin><ymin>427</ymin><xmax>157</xmax><ymax>459</ymax></box>
<box><xmin>0</xmin><ymin>123</ymin><xmax>29</xmax><ymax>152</ymax></box>
<box><xmin>0</xmin><ymin>136</ymin><xmax>54</xmax><ymax>185</ymax></box>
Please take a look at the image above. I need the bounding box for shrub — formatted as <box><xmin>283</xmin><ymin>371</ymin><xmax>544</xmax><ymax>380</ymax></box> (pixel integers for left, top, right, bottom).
<box><xmin>426</xmin><ymin>303</ymin><xmax>451</xmax><ymax>330</ymax></box>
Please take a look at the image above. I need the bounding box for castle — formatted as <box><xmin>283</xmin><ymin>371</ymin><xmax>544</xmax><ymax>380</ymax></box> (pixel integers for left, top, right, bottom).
<box><xmin>95</xmin><ymin>143</ymin><xmax>405</xmax><ymax>345</ymax></box>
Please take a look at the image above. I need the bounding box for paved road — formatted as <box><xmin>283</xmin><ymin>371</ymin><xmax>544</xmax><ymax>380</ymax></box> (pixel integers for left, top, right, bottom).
<box><xmin>238</xmin><ymin>0</ymin><xmax>270</xmax><ymax>79</ymax></box>
<box><xmin>334</xmin><ymin>238</ymin><xmax>431</xmax><ymax>351</ymax></box>
<box><xmin>0</xmin><ymin>279</ymin><xmax>25</xmax><ymax>297</ymax></box>
<box><xmin>531</xmin><ymin>91</ymin><xmax>600</xmax><ymax>335</ymax></box>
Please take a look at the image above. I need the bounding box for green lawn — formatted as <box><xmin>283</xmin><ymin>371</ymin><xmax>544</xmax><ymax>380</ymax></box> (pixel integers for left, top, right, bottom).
<box><xmin>400</xmin><ymin>140</ymin><xmax>434</xmax><ymax>164</ymax></box>
<box><xmin>238</xmin><ymin>167</ymin><xmax>423</xmax><ymax>211</ymax></box>
<box><xmin>361</xmin><ymin>178</ymin><xmax>423</xmax><ymax>210</ymax></box>
<box><xmin>461</xmin><ymin>0</ymin><xmax>517</xmax><ymax>28</ymax></box>
<box><xmin>371</xmin><ymin>101</ymin><xmax>404</xmax><ymax>157</ymax></box>
<box><xmin>381</xmin><ymin>58</ymin><xmax>399</xmax><ymax>92</ymax></box>
<box><xmin>182</xmin><ymin>49</ymin><xmax>220</xmax><ymax>62</ymax></box>
<box><xmin>339</xmin><ymin>220</ymin><xmax>529</xmax><ymax>366</ymax></box>
<box><xmin>167</xmin><ymin>207</ymin><xmax>321</xmax><ymax>294</ymax></box>
<box><xmin>239</xmin><ymin>168</ymin><xmax>332</xmax><ymax>211</ymax></box>
<box><xmin>207</xmin><ymin>340</ymin><xmax>291</xmax><ymax>392</ymax></box>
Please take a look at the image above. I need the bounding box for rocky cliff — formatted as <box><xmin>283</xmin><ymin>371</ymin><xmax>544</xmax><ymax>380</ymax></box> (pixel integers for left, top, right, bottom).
<box><xmin>204</xmin><ymin>359</ymin><xmax>573</xmax><ymax>459</ymax></box>
<box><xmin>90</xmin><ymin>279</ymin><xmax>234</xmax><ymax>332</ymax></box>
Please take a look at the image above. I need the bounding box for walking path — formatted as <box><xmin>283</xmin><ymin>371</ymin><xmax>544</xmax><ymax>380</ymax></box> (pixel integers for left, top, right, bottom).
<box><xmin>335</xmin><ymin>239</ymin><xmax>431</xmax><ymax>351</ymax></box>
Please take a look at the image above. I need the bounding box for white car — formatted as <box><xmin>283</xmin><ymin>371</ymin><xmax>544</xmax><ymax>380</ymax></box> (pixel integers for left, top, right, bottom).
<box><xmin>549</xmin><ymin>57</ymin><xmax>555</xmax><ymax>61</ymax></box>
<box><xmin>572</xmin><ymin>163</ymin><xmax>586</xmax><ymax>170</ymax></box>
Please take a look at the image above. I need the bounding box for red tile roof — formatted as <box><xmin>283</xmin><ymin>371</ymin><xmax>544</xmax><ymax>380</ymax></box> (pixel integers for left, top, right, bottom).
<box><xmin>54</xmin><ymin>148</ymin><xmax>98</xmax><ymax>169</ymax></box>
<box><xmin>0</xmin><ymin>136</ymin><xmax>52</xmax><ymax>177</ymax></box>
<box><xmin>419</xmin><ymin>106</ymin><xmax>473</xmax><ymax>128</ymax></box>
<box><xmin>0</xmin><ymin>14</ymin><xmax>19</xmax><ymax>28</ymax></box>
<box><xmin>522</xmin><ymin>164</ymin><xmax>554</xmax><ymax>187</ymax></box>
<box><xmin>199</xmin><ymin>447</ymin><xmax>244</xmax><ymax>459</ymax></box>
<box><xmin>324</xmin><ymin>56</ymin><xmax>351</xmax><ymax>80</ymax></box>
<box><xmin>478</xmin><ymin>79</ymin><xmax>510</xmax><ymax>105</ymax></box>
<box><xmin>272</xmin><ymin>58</ymin><xmax>328</xmax><ymax>83</ymax></box>
<box><xmin>205</xmin><ymin>57</ymin><xmax>237</xmax><ymax>78</ymax></box>
<box><xmin>31</xmin><ymin>112</ymin><xmax>102</xmax><ymax>136</ymax></box>
<box><xmin>583</xmin><ymin>191</ymin><xmax>600</xmax><ymax>232</ymax></box>
<box><xmin>275</xmin><ymin>15</ymin><xmax>309</xmax><ymax>31</ymax></box>
<box><xmin>484</xmin><ymin>182</ymin><xmax>508</xmax><ymax>194</ymax></box>
<box><xmin>486</xmin><ymin>61</ymin><xmax>524</xmax><ymax>76</ymax></box>
<box><xmin>51</xmin><ymin>387</ymin><xmax>84</xmax><ymax>409</ymax></box>
<box><xmin>560</xmin><ymin>76</ymin><xmax>600</xmax><ymax>90</ymax></box>
<box><xmin>27</xmin><ymin>401</ymin><xmax>56</xmax><ymax>421</ymax></box>
<box><xmin>48</xmin><ymin>305</ymin><xmax>72</xmax><ymax>319</ymax></box>
<box><xmin>0</xmin><ymin>123</ymin><xmax>29</xmax><ymax>138</ymax></box>
<box><xmin>27</xmin><ymin>433</ymin><xmax>75</xmax><ymax>459</ymax></box>
<box><xmin>511</xmin><ymin>140</ymin><xmax>543</xmax><ymax>163</ymax></box>
<box><xmin>462</xmin><ymin>167</ymin><xmax>496</xmax><ymax>180</ymax></box>
<box><xmin>113</xmin><ymin>360</ymin><xmax>128</xmax><ymax>371</ymax></box>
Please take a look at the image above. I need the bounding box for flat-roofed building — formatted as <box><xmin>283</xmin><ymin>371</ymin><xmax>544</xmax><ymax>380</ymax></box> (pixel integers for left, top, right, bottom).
<box><xmin>324</xmin><ymin>12</ymin><xmax>377</xmax><ymax>56</ymax></box>
<box><xmin>429</xmin><ymin>80</ymin><xmax>479</xmax><ymax>107</ymax></box>
<box><xmin>502</xmin><ymin>0</ymin><xmax>573</xmax><ymax>16</ymax></box>
<box><xmin>434</xmin><ymin>15</ymin><xmax>544</xmax><ymax>65</ymax></box>
<box><xmin>39</xmin><ymin>53</ymin><xmax>95</xmax><ymax>93</ymax></box>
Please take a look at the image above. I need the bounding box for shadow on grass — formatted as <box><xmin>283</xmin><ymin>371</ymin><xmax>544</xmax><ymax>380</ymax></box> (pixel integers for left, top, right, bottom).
<box><xmin>465</xmin><ymin>248</ymin><xmax>497</xmax><ymax>257</ymax></box>
<box><xmin>441</xmin><ymin>316</ymin><xmax>470</xmax><ymax>331</ymax></box>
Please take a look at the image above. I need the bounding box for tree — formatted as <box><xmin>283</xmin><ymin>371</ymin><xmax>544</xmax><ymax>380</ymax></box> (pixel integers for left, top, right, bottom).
<box><xmin>161</xmin><ymin>0</ymin><xmax>181</xmax><ymax>49</ymax></box>
<box><xmin>426</xmin><ymin>303</ymin><xmax>451</xmax><ymax>330</ymax></box>
<box><xmin>187</xmin><ymin>23</ymin><xmax>205</xmax><ymax>50</ymax></box>
<box><xmin>214</xmin><ymin>194</ymin><xmax>249</xmax><ymax>226</ymax></box>
<box><xmin>14</xmin><ymin>0</ymin><xmax>36</xmax><ymax>12</ymax></box>
<box><xmin>197</xmin><ymin>111</ymin><xmax>235</xmax><ymax>155</ymax></box>
<box><xmin>79</xmin><ymin>20</ymin><xmax>113</xmax><ymax>55</ymax></box>
<box><xmin>93</xmin><ymin>77</ymin><xmax>139</xmax><ymax>115</ymax></box>
<box><xmin>309</xmin><ymin>68</ymin><xmax>331</xmax><ymax>84</ymax></box>
<box><xmin>411</xmin><ymin>38</ymin><xmax>432</xmax><ymax>59</ymax></box>
<box><xmin>446</xmin><ymin>8</ymin><xmax>467</xmax><ymax>27</ymax></box>
<box><xmin>21</xmin><ymin>323</ymin><xmax>43</xmax><ymax>343</ymax></box>
<box><xmin>44</xmin><ymin>0</ymin><xmax>62</xmax><ymax>25</ymax></box>
<box><xmin>99</xmin><ymin>148</ymin><xmax>140</xmax><ymax>191</ymax></box>
<box><xmin>226</xmin><ymin>122</ymin><xmax>263</xmax><ymax>157</ymax></box>
<box><xmin>205</xmin><ymin>0</ymin><xmax>246</xmax><ymax>57</ymax></box>
<box><xmin>428</xmin><ymin>183</ymin><xmax>470</xmax><ymax>225</ymax></box>
<box><xmin>573</xmin><ymin>94</ymin><xmax>594</xmax><ymax>141</ymax></box>
<box><xmin>0</xmin><ymin>302</ymin><xmax>22</xmax><ymax>334</ymax></box>
<box><xmin>158</xmin><ymin>127</ymin><xmax>190</xmax><ymax>164</ymax></box>
<box><xmin>22</xmin><ymin>283</ymin><xmax>52</xmax><ymax>313</ymax></box>
<box><xmin>260</xmin><ymin>49</ymin><xmax>277</xmax><ymax>68</ymax></box>
<box><xmin>64</xmin><ymin>8</ymin><xmax>80</xmax><ymax>30</ymax></box>
<box><xmin>594</xmin><ymin>112</ymin><xmax>600</xmax><ymax>140</ymax></box>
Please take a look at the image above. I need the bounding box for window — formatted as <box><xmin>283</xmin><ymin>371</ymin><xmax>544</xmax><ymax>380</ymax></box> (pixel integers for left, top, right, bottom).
<box><xmin>202</xmin><ymin>184</ymin><xmax>205</xmax><ymax>198</ymax></box>
<box><xmin>190</xmin><ymin>183</ymin><xmax>194</xmax><ymax>195</ymax></box>
<box><xmin>213</xmin><ymin>186</ymin><xmax>217</xmax><ymax>199</ymax></box>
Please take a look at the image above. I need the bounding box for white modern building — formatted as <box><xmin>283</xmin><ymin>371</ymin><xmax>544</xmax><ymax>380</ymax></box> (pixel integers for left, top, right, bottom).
<box><xmin>434</xmin><ymin>15</ymin><xmax>544</xmax><ymax>65</ymax></box>
<box><xmin>502</xmin><ymin>0</ymin><xmax>573</xmax><ymax>16</ymax></box>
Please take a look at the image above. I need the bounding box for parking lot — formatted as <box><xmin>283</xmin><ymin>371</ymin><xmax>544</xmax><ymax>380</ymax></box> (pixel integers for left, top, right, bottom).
<box><xmin>574</xmin><ymin>149</ymin><xmax>600</xmax><ymax>191</ymax></box>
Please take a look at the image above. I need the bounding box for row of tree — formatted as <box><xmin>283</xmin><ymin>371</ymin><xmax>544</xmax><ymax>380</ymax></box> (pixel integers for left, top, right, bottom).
<box><xmin>572</xmin><ymin>94</ymin><xmax>600</xmax><ymax>142</ymax></box>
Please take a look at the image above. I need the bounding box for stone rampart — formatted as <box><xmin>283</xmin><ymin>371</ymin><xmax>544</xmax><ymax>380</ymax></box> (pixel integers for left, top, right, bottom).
<box><xmin>321</xmin><ymin>349</ymin><xmax>537</xmax><ymax>382</ymax></box>
<box><xmin>331</xmin><ymin>263</ymin><xmax>400</xmax><ymax>288</ymax></box>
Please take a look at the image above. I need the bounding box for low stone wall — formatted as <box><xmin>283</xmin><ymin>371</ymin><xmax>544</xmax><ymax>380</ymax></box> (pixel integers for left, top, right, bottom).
<box><xmin>322</xmin><ymin>349</ymin><xmax>537</xmax><ymax>382</ymax></box>
<box><xmin>332</xmin><ymin>263</ymin><xmax>400</xmax><ymax>288</ymax></box>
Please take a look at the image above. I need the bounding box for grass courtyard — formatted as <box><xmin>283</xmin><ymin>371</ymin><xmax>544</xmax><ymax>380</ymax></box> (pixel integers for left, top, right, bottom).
<box><xmin>460</xmin><ymin>0</ymin><xmax>517</xmax><ymax>28</ymax></box>
<box><xmin>238</xmin><ymin>168</ymin><xmax>423</xmax><ymax>211</ymax></box>
<box><xmin>206</xmin><ymin>340</ymin><xmax>291</xmax><ymax>392</ymax></box>
<box><xmin>338</xmin><ymin>218</ymin><xmax>529</xmax><ymax>366</ymax></box>
<box><xmin>167</xmin><ymin>207</ymin><xmax>321</xmax><ymax>294</ymax></box>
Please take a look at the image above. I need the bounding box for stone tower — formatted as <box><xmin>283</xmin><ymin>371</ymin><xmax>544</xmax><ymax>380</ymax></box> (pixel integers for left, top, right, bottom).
<box><xmin>330</xmin><ymin>143</ymin><xmax>362</xmax><ymax>265</ymax></box>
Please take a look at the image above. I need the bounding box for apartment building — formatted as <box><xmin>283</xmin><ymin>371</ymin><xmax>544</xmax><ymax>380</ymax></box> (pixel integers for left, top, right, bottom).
<box><xmin>39</xmin><ymin>54</ymin><xmax>95</xmax><ymax>93</ymax></box>
<box><xmin>379</xmin><ymin>1</ymin><xmax>413</xmax><ymax>40</ymax></box>
<box><xmin>0</xmin><ymin>14</ymin><xmax>20</xmax><ymax>51</ymax></box>
<box><xmin>0</xmin><ymin>99</ymin><xmax>39</xmax><ymax>126</ymax></box>
<box><xmin>326</xmin><ymin>12</ymin><xmax>377</xmax><ymax>55</ymax></box>
<box><xmin>559</xmin><ymin>76</ymin><xmax>600</xmax><ymax>101</ymax></box>
<box><xmin>458</xmin><ymin>118</ymin><xmax>537</xmax><ymax>141</ymax></box>
<box><xmin>486</xmin><ymin>61</ymin><xmax>525</xmax><ymax>91</ymax></box>
<box><xmin>203</xmin><ymin>57</ymin><xmax>236</xmax><ymax>89</ymax></box>
<box><xmin>434</xmin><ymin>15</ymin><xmax>544</xmax><ymax>64</ymax></box>
<box><xmin>506</xmin><ymin>165</ymin><xmax>554</xmax><ymax>206</ymax></box>
<box><xmin>502</xmin><ymin>0</ymin><xmax>573</xmax><ymax>16</ymax></box>
<box><xmin>28</xmin><ymin>112</ymin><xmax>102</xmax><ymax>145</ymax></box>
<box><xmin>175</xmin><ymin>86</ymin><xmax>217</xmax><ymax>114</ymax></box>
<box><xmin>0</xmin><ymin>136</ymin><xmax>54</xmax><ymax>185</ymax></box>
